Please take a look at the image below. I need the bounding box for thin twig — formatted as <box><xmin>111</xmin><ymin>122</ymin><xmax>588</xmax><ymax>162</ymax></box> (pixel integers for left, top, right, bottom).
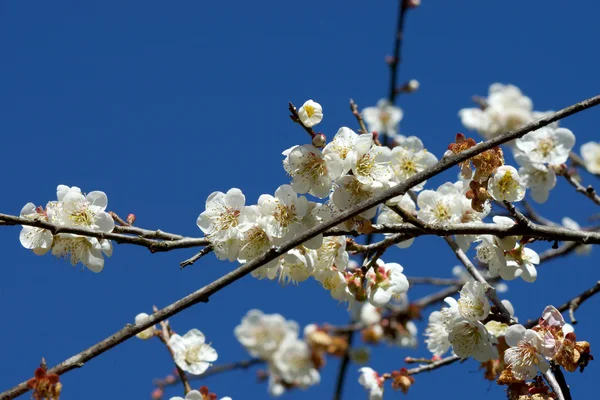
<box><xmin>180</xmin><ymin>246</ymin><xmax>214</xmax><ymax>269</ymax></box>
<box><xmin>154</xmin><ymin>306</ymin><xmax>192</xmax><ymax>394</ymax></box>
<box><xmin>524</xmin><ymin>281</ymin><xmax>600</xmax><ymax>329</ymax></box>
<box><xmin>350</xmin><ymin>99</ymin><xmax>369</xmax><ymax>134</ymax></box>
<box><xmin>406</xmin><ymin>355</ymin><xmax>461</xmax><ymax>375</ymax></box>
<box><xmin>558</xmin><ymin>168</ymin><xmax>600</xmax><ymax>206</ymax></box>
<box><xmin>154</xmin><ymin>359</ymin><xmax>264</xmax><ymax>389</ymax></box>
<box><xmin>288</xmin><ymin>102</ymin><xmax>316</xmax><ymax>139</ymax></box>
<box><xmin>407</xmin><ymin>276</ymin><xmax>463</xmax><ymax>286</ymax></box>
<box><xmin>3</xmin><ymin>93</ymin><xmax>600</xmax><ymax>400</ymax></box>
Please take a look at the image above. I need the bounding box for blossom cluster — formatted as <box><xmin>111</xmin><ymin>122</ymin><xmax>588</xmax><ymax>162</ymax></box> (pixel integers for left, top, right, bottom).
<box><xmin>235</xmin><ymin>309</ymin><xmax>341</xmax><ymax>396</ymax></box>
<box><xmin>19</xmin><ymin>184</ymin><xmax>115</xmax><ymax>272</ymax></box>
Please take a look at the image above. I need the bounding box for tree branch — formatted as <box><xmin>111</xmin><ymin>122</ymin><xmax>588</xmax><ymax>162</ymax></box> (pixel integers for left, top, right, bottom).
<box><xmin>2</xmin><ymin>93</ymin><xmax>600</xmax><ymax>399</ymax></box>
<box><xmin>406</xmin><ymin>355</ymin><xmax>461</xmax><ymax>375</ymax></box>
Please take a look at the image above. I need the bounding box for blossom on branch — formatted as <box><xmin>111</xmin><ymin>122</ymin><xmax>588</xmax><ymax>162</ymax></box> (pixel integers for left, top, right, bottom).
<box><xmin>169</xmin><ymin>329</ymin><xmax>218</xmax><ymax>375</ymax></box>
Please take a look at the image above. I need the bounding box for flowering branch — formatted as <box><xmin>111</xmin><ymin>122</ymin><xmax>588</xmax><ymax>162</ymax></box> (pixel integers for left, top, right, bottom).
<box><xmin>2</xmin><ymin>93</ymin><xmax>600</xmax><ymax>399</ymax></box>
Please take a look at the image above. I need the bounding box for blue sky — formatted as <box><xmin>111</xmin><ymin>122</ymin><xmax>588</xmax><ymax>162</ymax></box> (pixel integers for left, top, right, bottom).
<box><xmin>1</xmin><ymin>1</ymin><xmax>599</xmax><ymax>399</ymax></box>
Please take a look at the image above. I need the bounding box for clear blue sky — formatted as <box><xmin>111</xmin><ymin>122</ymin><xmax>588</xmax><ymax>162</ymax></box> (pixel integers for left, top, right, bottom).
<box><xmin>1</xmin><ymin>1</ymin><xmax>599</xmax><ymax>399</ymax></box>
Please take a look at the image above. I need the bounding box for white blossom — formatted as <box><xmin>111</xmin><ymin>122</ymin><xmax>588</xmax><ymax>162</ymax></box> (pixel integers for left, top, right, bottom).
<box><xmin>365</xmin><ymin>260</ymin><xmax>409</xmax><ymax>307</ymax></box>
<box><xmin>390</xmin><ymin>136</ymin><xmax>437</xmax><ymax>191</ymax></box>
<box><xmin>358</xmin><ymin>367</ymin><xmax>384</xmax><ymax>400</ymax></box>
<box><xmin>416</xmin><ymin>182</ymin><xmax>462</xmax><ymax>225</ymax></box>
<box><xmin>457</xmin><ymin>281</ymin><xmax>490</xmax><ymax>322</ymax></box>
<box><xmin>580</xmin><ymin>141</ymin><xmax>600</xmax><ymax>174</ymax></box>
<box><xmin>54</xmin><ymin>187</ymin><xmax>114</xmax><ymax>233</ymax></box>
<box><xmin>51</xmin><ymin>235</ymin><xmax>109</xmax><ymax>272</ymax></box>
<box><xmin>424</xmin><ymin>311</ymin><xmax>451</xmax><ymax>357</ymax></box>
<box><xmin>350</xmin><ymin>134</ymin><xmax>393</xmax><ymax>186</ymax></box>
<box><xmin>258</xmin><ymin>185</ymin><xmax>308</xmax><ymax>240</ymax></box>
<box><xmin>517</xmin><ymin>162</ymin><xmax>556</xmax><ymax>204</ymax></box>
<box><xmin>19</xmin><ymin>203</ymin><xmax>53</xmax><ymax>255</ymax></box>
<box><xmin>515</xmin><ymin>127</ymin><xmax>575</xmax><ymax>165</ymax></box>
<box><xmin>134</xmin><ymin>313</ymin><xmax>156</xmax><ymax>340</ymax></box>
<box><xmin>237</xmin><ymin>206</ymin><xmax>278</xmax><ymax>269</ymax></box>
<box><xmin>332</xmin><ymin>175</ymin><xmax>383</xmax><ymax>219</ymax></box>
<box><xmin>447</xmin><ymin>320</ymin><xmax>496</xmax><ymax>362</ymax></box>
<box><xmin>276</xmin><ymin>248</ymin><xmax>315</xmax><ymax>285</ymax></box>
<box><xmin>362</xmin><ymin>99</ymin><xmax>403</xmax><ymax>137</ymax></box>
<box><xmin>323</xmin><ymin>127</ymin><xmax>359</xmax><ymax>175</ymax></box>
<box><xmin>504</xmin><ymin>324</ymin><xmax>549</xmax><ymax>380</ymax></box>
<box><xmin>271</xmin><ymin>338</ymin><xmax>320</xmax><ymax>389</ymax></box>
<box><xmin>234</xmin><ymin>309</ymin><xmax>298</xmax><ymax>359</ymax></box>
<box><xmin>169</xmin><ymin>329</ymin><xmax>218</xmax><ymax>375</ymax></box>
<box><xmin>313</xmin><ymin>236</ymin><xmax>349</xmax><ymax>271</ymax></box>
<box><xmin>197</xmin><ymin>188</ymin><xmax>248</xmax><ymax>240</ymax></box>
<box><xmin>283</xmin><ymin>144</ymin><xmax>343</xmax><ymax>198</ymax></box>
<box><xmin>313</xmin><ymin>267</ymin><xmax>352</xmax><ymax>302</ymax></box>
<box><xmin>488</xmin><ymin>165</ymin><xmax>526</xmax><ymax>202</ymax></box>
<box><xmin>504</xmin><ymin>246</ymin><xmax>540</xmax><ymax>283</ymax></box>
<box><xmin>459</xmin><ymin>83</ymin><xmax>534</xmax><ymax>140</ymax></box>
<box><xmin>297</xmin><ymin>100</ymin><xmax>323</xmax><ymax>127</ymax></box>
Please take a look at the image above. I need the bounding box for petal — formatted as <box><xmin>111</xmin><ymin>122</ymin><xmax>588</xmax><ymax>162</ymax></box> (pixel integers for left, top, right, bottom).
<box><xmin>225</xmin><ymin>188</ymin><xmax>245</xmax><ymax>210</ymax></box>
<box><xmin>504</xmin><ymin>324</ymin><xmax>526</xmax><ymax>347</ymax></box>
<box><xmin>86</xmin><ymin>191</ymin><xmax>108</xmax><ymax>210</ymax></box>
<box><xmin>184</xmin><ymin>328</ymin><xmax>206</xmax><ymax>344</ymax></box>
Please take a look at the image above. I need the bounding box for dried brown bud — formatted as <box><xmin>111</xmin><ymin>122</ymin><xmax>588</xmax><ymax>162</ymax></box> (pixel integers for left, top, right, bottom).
<box><xmin>391</xmin><ymin>368</ymin><xmax>415</xmax><ymax>394</ymax></box>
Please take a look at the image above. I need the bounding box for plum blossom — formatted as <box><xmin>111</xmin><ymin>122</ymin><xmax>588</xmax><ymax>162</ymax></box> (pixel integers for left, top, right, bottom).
<box><xmin>169</xmin><ymin>329</ymin><xmax>218</xmax><ymax>375</ymax></box>
<box><xmin>517</xmin><ymin>162</ymin><xmax>556</xmax><ymax>204</ymax></box>
<box><xmin>515</xmin><ymin>127</ymin><xmax>575</xmax><ymax>165</ymax></box>
<box><xmin>259</xmin><ymin>185</ymin><xmax>308</xmax><ymax>240</ymax></box>
<box><xmin>362</xmin><ymin>99</ymin><xmax>403</xmax><ymax>137</ymax></box>
<box><xmin>197</xmin><ymin>188</ymin><xmax>248</xmax><ymax>240</ymax></box>
<box><xmin>504</xmin><ymin>246</ymin><xmax>540</xmax><ymax>283</ymax></box>
<box><xmin>134</xmin><ymin>312</ymin><xmax>156</xmax><ymax>340</ymax></box>
<box><xmin>51</xmin><ymin>234</ymin><xmax>112</xmax><ymax>272</ymax></box>
<box><xmin>313</xmin><ymin>235</ymin><xmax>349</xmax><ymax>271</ymax></box>
<box><xmin>580</xmin><ymin>141</ymin><xmax>600</xmax><ymax>174</ymax></box>
<box><xmin>270</xmin><ymin>338</ymin><xmax>320</xmax><ymax>391</ymax></box>
<box><xmin>276</xmin><ymin>248</ymin><xmax>315</xmax><ymax>285</ymax></box>
<box><xmin>19</xmin><ymin>203</ymin><xmax>53</xmax><ymax>255</ymax></box>
<box><xmin>424</xmin><ymin>311</ymin><xmax>451</xmax><ymax>356</ymax></box>
<box><xmin>54</xmin><ymin>186</ymin><xmax>114</xmax><ymax>233</ymax></box>
<box><xmin>235</xmin><ymin>309</ymin><xmax>298</xmax><ymax>359</ymax></box>
<box><xmin>365</xmin><ymin>260</ymin><xmax>409</xmax><ymax>307</ymax></box>
<box><xmin>237</xmin><ymin>206</ymin><xmax>278</xmax><ymax>269</ymax></box>
<box><xmin>488</xmin><ymin>165</ymin><xmax>526</xmax><ymax>202</ymax></box>
<box><xmin>416</xmin><ymin>182</ymin><xmax>462</xmax><ymax>225</ymax></box>
<box><xmin>358</xmin><ymin>367</ymin><xmax>384</xmax><ymax>400</ymax></box>
<box><xmin>457</xmin><ymin>281</ymin><xmax>490</xmax><ymax>322</ymax></box>
<box><xmin>323</xmin><ymin>127</ymin><xmax>359</xmax><ymax>174</ymax></box>
<box><xmin>504</xmin><ymin>324</ymin><xmax>550</xmax><ymax>380</ymax></box>
<box><xmin>350</xmin><ymin>134</ymin><xmax>393</xmax><ymax>186</ymax></box>
<box><xmin>170</xmin><ymin>391</ymin><xmax>231</xmax><ymax>400</ymax></box>
<box><xmin>283</xmin><ymin>144</ymin><xmax>343</xmax><ymax>198</ymax></box>
<box><xmin>459</xmin><ymin>83</ymin><xmax>534</xmax><ymax>140</ymax></box>
<box><xmin>390</xmin><ymin>136</ymin><xmax>437</xmax><ymax>191</ymax></box>
<box><xmin>297</xmin><ymin>100</ymin><xmax>323</xmax><ymax>127</ymax></box>
<box><xmin>447</xmin><ymin>320</ymin><xmax>496</xmax><ymax>362</ymax></box>
<box><xmin>332</xmin><ymin>175</ymin><xmax>382</xmax><ymax>219</ymax></box>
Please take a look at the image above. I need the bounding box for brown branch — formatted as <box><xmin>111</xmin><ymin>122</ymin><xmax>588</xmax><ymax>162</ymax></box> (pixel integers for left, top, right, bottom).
<box><xmin>180</xmin><ymin>246</ymin><xmax>214</xmax><ymax>269</ymax></box>
<box><xmin>558</xmin><ymin>168</ymin><xmax>600</xmax><ymax>206</ymax></box>
<box><xmin>3</xmin><ymin>93</ymin><xmax>600</xmax><ymax>400</ymax></box>
<box><xmin>154</xmin><ymin>306</ymin><xmax>192</xmax><ymax>395</ymax></box>
<box><xmin>288</xmin><ymin>101</ymin><xmax>316</xmax><ymax>139</ymax></box>
<box><xmin>406</xmin><ymin>355</ymin><xmax>461</xmax><ymax>375</ymax></box>
<box><xmin>350</xmin><ymin>99</ymin><xmax>369</xmax><ymax>134</ymax></box>
<box><xmin>153</xmin><ymin>359</ymin><xmax>264</xmax><ymax>389</ymax></box>
<box><xmin>387</xmin><ymin>0</ymin><xmax>409</xmax><ymax>104</ymax></box>
<box><xmin>0</xmin><ymin>213</ymin><xmax>209</xmax><ymax>252</ymax></box>
<box><xmin>524</xmin><ymin>281</ymin><xmax>600</xmax><ymax>329</ymax></box>
<box><xmin>329</xmin><ymin>221</ymin><xmax>600</xmax><ymax>245</ymax></box>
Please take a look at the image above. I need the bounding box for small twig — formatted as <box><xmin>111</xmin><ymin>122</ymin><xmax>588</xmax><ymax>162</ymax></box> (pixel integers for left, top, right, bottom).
<box><xmin>558</xmin><ymin>168</ymin><xmax>600</xmax><ymax>206</ymax></box>
<box><xmin>153</xmin><ymin>306</ymin><xmax>192</xmax><ymax>395</ymax></box>
<box><xmin>406</xmin><ymin>355</ymin><xmax>461</xmax><ymax>375</ymax></box>
<box><xmin>524</xmin><ymin>281</ymin><xmax>600</xmax><ymax>329</ymax></box>
<box><xmin>288</xmin><ymin>102</ymin><xmax>316</xmax><ymax>139</ymax></box>
<box><xmin>407</xmin><ymin>276</ymin><xmax>463</xmax><ymax>286</ymax></box>
<box><xmin>108</xmin><ymin>211</ymin><xmax>130</xmax><ymax>227</ymax></box>
<box><xmin>350</xmin><ymin>99</ymin><xmax>369</xmax><ymax>134</ymax></box>
<box><xmin>503</xmin><ymin>201</ymin><xmax>535</xmax><ymax>229</ymax></box>
<box><xmin>154</xmin><ymin>359</ymin><xmax>264</xmax><ymax>389</ymax></box>
<box><xmin>180</xmin><ymin>246</ymin><xmax>214</xmax><ymax>269</ymax></box>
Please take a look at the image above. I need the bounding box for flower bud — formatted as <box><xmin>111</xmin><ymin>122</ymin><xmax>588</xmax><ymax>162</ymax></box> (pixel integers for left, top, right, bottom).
<box><xmin>312</xmin><ymin>133</ymin><xmax>326</xmax><ymax>148</ymax></box>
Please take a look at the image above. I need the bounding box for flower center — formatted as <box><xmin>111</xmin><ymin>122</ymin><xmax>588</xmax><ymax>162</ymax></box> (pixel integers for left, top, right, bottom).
<box><xmin>433</xmin><ymin>201</ymin><xmax>451</xmax><ymax>222</ymax></box>
<box><xmin>537</xmin><ymin>138</ymin><xmax>554</xmax><ymax>158</ymax></box>
<box><xmin>217</xmin><ymin>207</ymin><xmax>240</xmax><ymax>231</ymax></box>
<box><xmin>497</xmin><ymin>171</ymin><xmax>519</xmax><ymax>196</ymax></box>
<box><xmin>356</xmin><ymin>153</ymin><xmax>375</xmax><ymax>178</ymax></box>
<box><xmin>273</xmin><ymin>203</ymin><xmax>296</xmax><ymax>227</ymax></box>
<box><xmin>69</xmin><ymin>207</ymin><xmax>95</xmax><ymax>227</ymax></box>
<box><xmin>304</xmin><ymin>105</ymin><xmax>315</xmax><ymax>118</ymax></box>
<box><xmin>303</xmin><ymin>153</ymin><xmax>327</xmax><ymax>180</ymax></box>
<box><xmin>185</xmin><ymin>345</ymin><xmax>208</xmax><ymax>364</ymax></box>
